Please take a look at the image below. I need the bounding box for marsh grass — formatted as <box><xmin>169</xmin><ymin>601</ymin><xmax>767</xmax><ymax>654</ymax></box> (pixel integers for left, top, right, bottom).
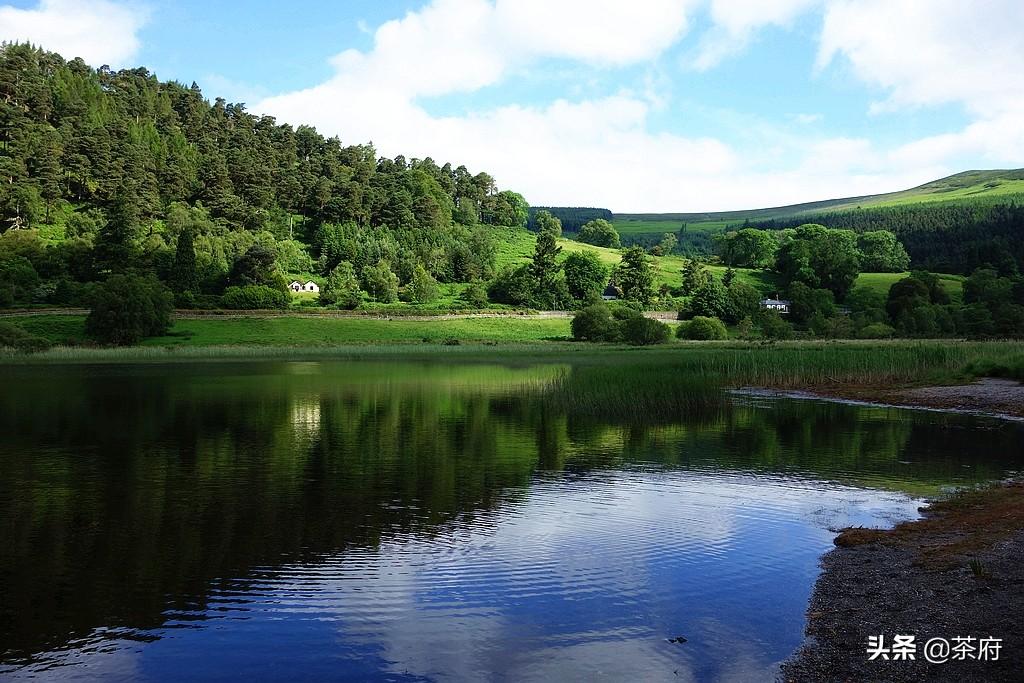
<box><xmin>537</xmin><ymin>364</ymin><xmax>726</xmax><ymax>422</ymax></box>
<box><xmin>3</xmin><ymin>340</ymin><xmax>1021</xmax><ymax>382</ymax></box>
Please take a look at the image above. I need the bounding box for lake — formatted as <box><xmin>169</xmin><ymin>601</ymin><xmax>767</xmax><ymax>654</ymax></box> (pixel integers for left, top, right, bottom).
<box><xmin>1</xmin><ymin>360</ymin><xmax>1020</xmax><ymax>681</ymax></box>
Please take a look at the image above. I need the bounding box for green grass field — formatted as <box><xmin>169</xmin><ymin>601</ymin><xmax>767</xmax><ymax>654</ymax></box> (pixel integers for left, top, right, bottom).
<box><xmin>853</xmin><ymin>271</ymin><xmax>964</xmax><ymax>302</ymax></box>
<box><xmin>13</xmin><ymin>314</ymin><xmax>574</xmax><ymax>346</ymax></box>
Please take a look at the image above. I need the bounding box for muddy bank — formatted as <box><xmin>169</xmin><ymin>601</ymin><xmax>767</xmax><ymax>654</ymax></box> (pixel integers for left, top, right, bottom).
<box><xmin>742</xmin><ymin>378</ymin><xmax>1024</xmax><ymax>420</ymax></box>
<box><xmin>781</xmin><ymin>483</ymin><xmax>1024</xmax><ymax>682</ymax></box>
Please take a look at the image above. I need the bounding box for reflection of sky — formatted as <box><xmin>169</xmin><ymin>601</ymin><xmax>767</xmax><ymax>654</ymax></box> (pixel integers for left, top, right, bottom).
<box><xmin>8</xmin><ymin>471</ymin><xmax>919</xmax><ymax>682</ymax></box>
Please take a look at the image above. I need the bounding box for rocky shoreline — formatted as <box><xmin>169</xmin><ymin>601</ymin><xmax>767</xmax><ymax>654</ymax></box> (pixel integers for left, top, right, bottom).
<box><xmin>781</xmin><ymin>483</ymin><xmax>1024</xmax><ymax>682</ymax></box>
<box><xmin>742</xmin><ymin>378</ymin><xmax>1024</xmax><ymax>421</ymax></box>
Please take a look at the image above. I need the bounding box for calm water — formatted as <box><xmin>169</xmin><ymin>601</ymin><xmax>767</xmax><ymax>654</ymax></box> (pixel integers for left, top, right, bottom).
<box><xmin>0</xmin><ymin>360</ymin><xmax>1021</xmax><ymax>682</ymax></box>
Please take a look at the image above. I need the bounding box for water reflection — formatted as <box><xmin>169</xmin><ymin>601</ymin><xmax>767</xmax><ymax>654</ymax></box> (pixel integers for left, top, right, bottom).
<box><xmin>0</xmin><ymin>361</ymin><xmax>1020</xmax><ymax>681</ymax></box>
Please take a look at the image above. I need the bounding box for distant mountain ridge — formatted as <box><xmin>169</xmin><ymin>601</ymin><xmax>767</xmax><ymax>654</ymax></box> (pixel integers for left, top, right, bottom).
<box><xmin>613</xmin><ymin>169</ymin><xmax>1024</xmax><ymax>224</ymax></box>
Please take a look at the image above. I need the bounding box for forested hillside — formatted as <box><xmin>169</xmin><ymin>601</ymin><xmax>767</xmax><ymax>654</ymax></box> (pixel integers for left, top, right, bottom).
<box><xmin>608</xmin><ymin>171</ymin><xmax>1024</xmax><ymax>272</ymax></box>
<box><xmin>0</xmin><ymin>44</ymin><xmax>527</xmax><ymax>306</ymax></box>
<box><xmin>742</xmin><ymin>202</ymin><xmax>1024</xmax><ymax>274</ymax></box>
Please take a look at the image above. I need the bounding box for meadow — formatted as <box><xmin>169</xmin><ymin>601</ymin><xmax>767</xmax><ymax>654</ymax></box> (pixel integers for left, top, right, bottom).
<box><xmin>12</xmin><ymin>314</ymin><xmax>574</xmax><ymax>347</ymax></box>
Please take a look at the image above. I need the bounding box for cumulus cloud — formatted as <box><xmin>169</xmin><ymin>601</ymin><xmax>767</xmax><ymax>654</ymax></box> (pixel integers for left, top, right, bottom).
<box><xmin>817</xmin><ymin>0</ymin><xmax>1024</xmax><ymax>176</ymax></box>
<box><xmin>0</xmin><ymin>0</ymin><xmax>148</xmax><ymax>68</ymax></box>
<box><xmin>818</xmin><ymin>0</ymin><xmax>1024</xmax><ymax>114</ymax></box>
<box><xmin>256</xmin><ymin>0</ymin><xmax>1022</xmax><ymax>212</ymax></box>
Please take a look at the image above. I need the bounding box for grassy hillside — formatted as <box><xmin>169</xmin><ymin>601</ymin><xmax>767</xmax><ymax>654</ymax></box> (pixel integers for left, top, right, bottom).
<box><xmin>612</xmin><ymin>168</ymin><xmax>1024</xmax><ymax>237</ymax></box>
<box><xmin>493</xmin><ymin>226</ymin><xmax>781</xmax><ymax>295</ymax></box>
<box><xmin>496</xmin><ymin>225</ymin><xmax>962</xmax><ymax>302</ymax></box>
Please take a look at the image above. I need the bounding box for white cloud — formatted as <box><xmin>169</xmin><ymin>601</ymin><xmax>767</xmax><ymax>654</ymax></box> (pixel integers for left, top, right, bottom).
<box><xmin>792</xmin><ymin>113</ymin><xmax>822</xmax><ymax>124</ymax></box>
<box><xmin>256</xmin><ymin>0</ymin><xmax>1023</xmax><ymax>212</ymax></box>
<box><xmin>0</xmin><ymin>0</ymin><xmax>148</xmax><ymax>68</ymax></box>
<box><xmin>689</xmin><ymin>0</ymin><xmax>821</xmax><ymax>70</ymax></box>
<box><xmin>818</xmin><ymin>0</ymin><xmax>1024</xmax><ymax>114</ymax></box>
<box><xmin>815</xmin><ymin>0</ymin><xmax>1024</xmax><ymax>192</ymax></box>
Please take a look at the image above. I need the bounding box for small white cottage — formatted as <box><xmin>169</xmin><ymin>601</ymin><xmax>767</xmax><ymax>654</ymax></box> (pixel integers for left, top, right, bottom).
<box><xmin>289</xmin><ymin>281</ymin><xmax>303</xmax><ymax>292</ymax></box>
<box><xmin>289</xmin><ymin>280</ymin><xmax>320</xmax><ymax>293</ymax></box>
<box><xmin>760</xmin><ymin>298</ymin><xmax>790</xmax><ymax>314</ymax></box>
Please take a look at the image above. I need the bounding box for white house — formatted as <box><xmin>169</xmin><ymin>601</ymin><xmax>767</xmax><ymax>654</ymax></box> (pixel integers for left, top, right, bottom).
<box><xmin>290</xmin><ymin>280</ymin><xmax>320</xmax><ymax>293</ymax></box>
<box><xmin>760</xmin><ymin>298</ymin><xmax>790</xmax><ymax>314</ymax></box>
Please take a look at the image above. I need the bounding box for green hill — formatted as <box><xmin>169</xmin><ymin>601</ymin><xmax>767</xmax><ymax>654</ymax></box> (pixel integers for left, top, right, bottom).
<box><xmin>612</xmin><ymin>169</ymin><xmax>1024</xmax><ymax>236</ymax></box>
<box><xmin>602</xmin><ymin>169</ymin><xmax>1024</xmax><ymax>274</ymax></box>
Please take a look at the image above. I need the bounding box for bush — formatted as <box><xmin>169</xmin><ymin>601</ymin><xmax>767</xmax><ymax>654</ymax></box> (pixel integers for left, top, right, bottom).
<box><xmin>221</xmin><ymin>284</ymin><xmax>290</xmax><ymax>310</ymax></box>
<box><xmin>678</xmin><ymin>315</ymin><xmax>727</xmax><ymax>340</ymax></box>
<box><xmin>460</xmin><ymin>280</ymin><xmax>489</xmax><ymax>308</ymax></box>
<box><xmin>620</xmin><ymin>315</ymin><xmax>671</xmax><ymax>346</ymax></box>
<box><xmin>487</xmin><ymin>265</ymin><xmax>538</xmax><ymax>307</ymax></box>
<box><xmin>85</xmin><ymin>273</ymin><xmax>174</xmax><ymax>346</ymax></box>
<box><xmin>571</xmin><ymin>303</ymin><xmax>619</xmax><ymax>342</ymax></box>
<box><xmin>857</xmin><ymin>322</ymin><xmax>896</xmax><ymax>339</ymax></box>
<box><xmin>759</xmin><ymin>311</ymin><xmax>793</xmax><ymax>340</ymax></box>
<box><xmin>0</xmin><ymin>321</ymin><xmax>52</xmax><ymax>353</ymax></box>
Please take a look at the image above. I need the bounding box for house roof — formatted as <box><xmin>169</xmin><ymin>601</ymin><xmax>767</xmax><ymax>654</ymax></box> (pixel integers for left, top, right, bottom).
<box><xmin>304</xmin><ymin>281</ymin><xmax>317</xmax><ymax>286</ymax></box>
<box><xmin>760</xmin><ymin>298</ymin><xmax>790</xmax><ymax>305</ymax></box>
<box><xmin>289</xmin><ymin>280</ymin><xmax>302</xmax><ymax>286</ymax></box>
<box><xmin>603</xmin><ymin>283</ymin><xmax>619</xmax><ymax>295</ymax></box>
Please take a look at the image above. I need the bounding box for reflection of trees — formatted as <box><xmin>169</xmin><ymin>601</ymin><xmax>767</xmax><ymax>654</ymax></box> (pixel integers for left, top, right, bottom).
<box><xmin>0</xmin><ymin>363</ymin><xmax>1019</xmax><ymax>662</ymax></box>
<box><xmin>0</xmin><ymin>366</ymin><xmax>551</xmax><ymax>660</ymax></box>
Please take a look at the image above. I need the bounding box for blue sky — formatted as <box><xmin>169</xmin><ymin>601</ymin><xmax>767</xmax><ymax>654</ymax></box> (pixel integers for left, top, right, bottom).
<box><xmin>2</xmin><ymin>0</ymin><xmax>1022</xmax><ymax>211</ymax></box>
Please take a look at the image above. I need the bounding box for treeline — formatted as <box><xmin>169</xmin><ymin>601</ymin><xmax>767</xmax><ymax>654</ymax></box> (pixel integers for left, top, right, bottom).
<box><xmin>527</xmin><ymin>207</ymin><xmax>611</xmax><ymax>232</ymax></box>
<box><xmin>741</xmin><ymin>200</ymin><xmax>1024</xmax><ymax>275</ymax></box>
<box><xmin>0</xmin><ymin>44</ymin><xmax>528</xmax><ymax>312</ymax></box>
<box><xmin>690</xmin><ymin>224</ymin><xmax>1024</xmax><ymax>341</ymax></box>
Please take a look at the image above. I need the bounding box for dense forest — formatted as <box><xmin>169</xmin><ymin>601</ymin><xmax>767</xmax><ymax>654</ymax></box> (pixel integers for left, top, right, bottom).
<box><xmin>0</xmin><ymin>44</ymin><xmax>528</xmax><ymax>308</ymax></box>
<box><xmin>527</xmin><ymin>207</ymin><xmax>611</xmax><ymax>232</ymax></box>
<box><xmin>740</xmin><ymin>200</ymin><xmax>1024</xmax><ymax>275</ymax></box>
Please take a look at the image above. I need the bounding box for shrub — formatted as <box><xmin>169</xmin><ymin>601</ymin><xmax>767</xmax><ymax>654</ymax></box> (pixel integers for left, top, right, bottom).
<box><xmin>0</xmin><ymin>321</ymin><xmax>52</xmax><ymax>353</ymax></box>
<box><xmin>620</xmin><ymin>316</ymin><xmax>671</xmax><ymax>346</ymax></box>
<box><xmin>857</xmin><ymin>322</ymin><xmax>896</xmax><ymax>339</ymax></box>
<box><xmin>571</xmin><ymin>303</ymin><xmax>620</xmax><ymax>342</ymax></box>
<box><xmin>461</xmin><ymin>280</ymin><xmax>489</xmax><ymax>308</ymax></box>
<box><xmin>487</xmin><ymin>265</ymin><xmax>538</xmax><ymax>307</ymax></box>
<box><xmin>221</xmin><ymin>284</ymin><xmax>290</xmax><ymax>310</ymax></box>
<box><xmin>679</xmin><ymin>315</ymin><xmax>728</xmax><ymax>340</ymax></box>
<box><xmin>85</xmin><ymin>273</ymin><xmax>174</xmax><ymax>345</ymax></box>
<box><xmin>759</xmin><ymin>311</ymin><xmax>793</xmax><ymax>340</ymax></box>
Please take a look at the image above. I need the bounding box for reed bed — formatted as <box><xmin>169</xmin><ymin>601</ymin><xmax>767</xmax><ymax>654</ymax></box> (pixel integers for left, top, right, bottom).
<box><xmin>2</xmin><ymin>340</ymin><xmax>1021</xmax><ymax>389</ymax></box>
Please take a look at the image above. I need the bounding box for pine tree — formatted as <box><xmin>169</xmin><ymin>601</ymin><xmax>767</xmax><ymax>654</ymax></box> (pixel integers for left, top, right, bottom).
<box><xmin>171</xmin><ymin>226</ymin><xmax>198</xmax><ymax>293</ymax></box>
